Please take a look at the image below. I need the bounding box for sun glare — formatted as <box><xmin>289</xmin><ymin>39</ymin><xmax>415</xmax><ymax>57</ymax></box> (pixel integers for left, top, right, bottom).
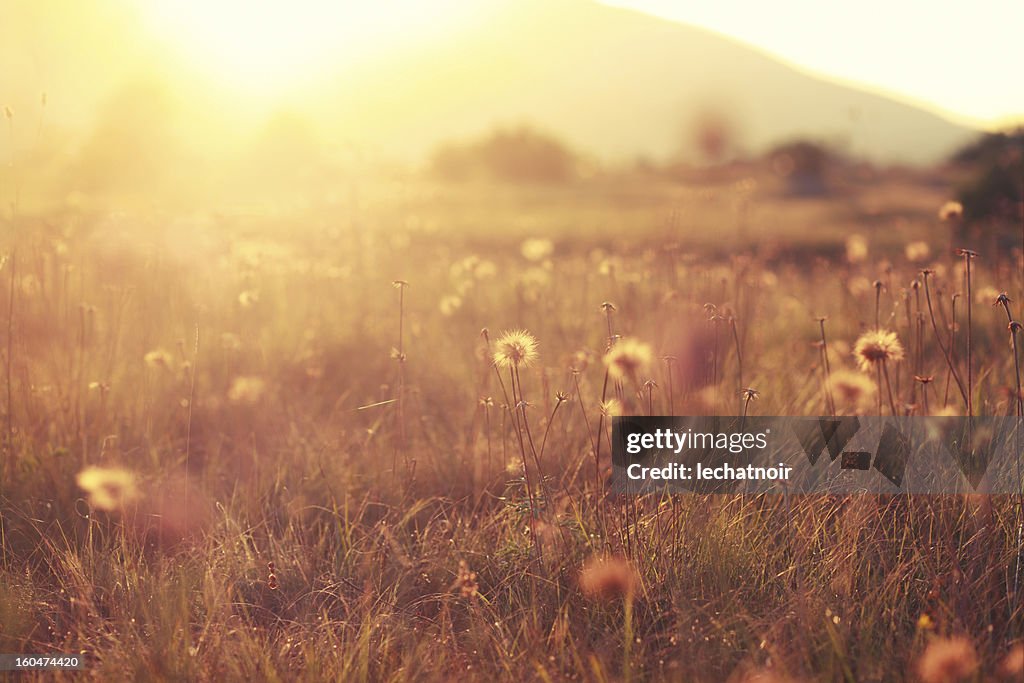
<box><xmin>143</xmin><ymin>0</ymin><xmax>460</xmax><ymax>97</ymax></box>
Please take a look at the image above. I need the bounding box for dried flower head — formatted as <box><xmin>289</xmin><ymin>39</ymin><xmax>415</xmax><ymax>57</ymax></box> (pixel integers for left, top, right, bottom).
<box><xmin>938</xmin><ymin>201</ymin><xmax>963</xmax><ymax>221</ymax></box>
<box><xmin>228</xmin><ymin>375</ymin><xmax>266</xmax><ymax>404</ymax></box>
<box><xmin>454</xmin><ymin>560</ymin><xmax>479</xmax><ymax>599</ymax></box>
<box><xmin>439</xmin><ymin>295</ymin><xmax>462</xmax><ymax>316</ymax></box>
<box><xmin>599</xmin><ymin>398</ymin><xmax>623</xmax><ymax>418</ymax></box>
<box><xmin>845</xmin><ymin>234</ymin><xmax>868</xmax><ymax>263</ymax></box>
<box><xmin>238</xmin><ymin>290</ymin><xmax>259</xmax><ymax>307</ymax></box>
<box><xmin>853</xmin><ymin>330</ymin><xmax>905</xmax><ymax>371</ymax></box>
<box><xmin>827</xmin><ymin>370</ymin><xmax>876</xmax><ymax>413</ymax></box>
<box><xmin>603</xmin><ymin>337</ymin><xmax>653</xmax><ymax>382</ymax></box>
<box><xmin>916</xmin><ymin>636</ymin><xmax>978</xmax><ymax>683</ymax></box>
<box><xmin>143</xmin><ymin>349</ymin><xmax>174</xmax><ymax>370</ymax></box>
<box><xmin>520</xmin><ymin>238</ymin><xmax>554</xmax><ymax>262</ymax></box>
<box><xmin>905</xmin><ymin>241</ymin><xmax>931</xmax><ymax>263</ymax></box>
<box><xmin>579</xmin><ymin>555</ymin><xmax>638</xmax><ymax>601</ymax></box>
<box><xmin>492</xmin><ymin>329</ymin><xmax>539</xmax><ymax>369</ymax></box>
<box><xmin>999</xmin><ymin>644</ymin><xmax>1024</xmax><ymax>678</ymax></box>
<box><xmin>76</xmin><ymin>466</ymin><xmax>138</xmax><ymax>511</ymax></box>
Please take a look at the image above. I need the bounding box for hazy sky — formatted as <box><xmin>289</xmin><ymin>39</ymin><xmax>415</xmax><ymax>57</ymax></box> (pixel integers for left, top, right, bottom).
<box><xmin>606</xmin><ymin>0</ymin><xmax>1023</xmax><ymax>127</ymax></box>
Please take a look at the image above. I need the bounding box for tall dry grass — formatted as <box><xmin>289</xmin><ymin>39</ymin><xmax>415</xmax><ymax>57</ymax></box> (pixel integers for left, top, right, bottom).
<box><xmin>0</xmin><ymin>172</ymin><xmax>1022</xmax><ymax>681</ymax></box>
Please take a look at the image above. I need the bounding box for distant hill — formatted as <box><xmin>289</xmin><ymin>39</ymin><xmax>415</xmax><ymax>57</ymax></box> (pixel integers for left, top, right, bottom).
<box><xmin>0</xmin><ymin>0</ymin><xmax>977</xmax><ymax>169</ymax></box>
<box><xmin>315</xmin><ymin>0</ymin><xmax>976</xmax><ymax>165</ymax></box>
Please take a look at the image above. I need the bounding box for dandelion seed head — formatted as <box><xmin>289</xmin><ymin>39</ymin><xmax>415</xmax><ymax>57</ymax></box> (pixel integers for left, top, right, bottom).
<box><xmin>916</xmin><ymin>636</ymin><xmax>977</xmax><ymax>683</ymax></box>
<box><xmin>999</xmin><ymin>644</ymin><xmax>1023</xmax><ymax>678</ymax></box>
<box><xmin>905</xmin><ymin>241</ymin><xmax>931</xmax><ymax>263</ymax></box>
<box><xmin>76</xmin><ymin>466</ymin><xmax>138</xmax><ymax>511</ymax></box>
<box><xmin>845</xmin><ymin>234</ymin><xmax>868</xmax><ymax>263</ymax></box>
<box><xmin>144</xmin><ymin>349</ymin><xmax>174</xmax><ymax>370</ymax></box>
<box><xmin>853</xmin><ymin>330</ymin><xmax>905</xmax><ymax>371</ymax></box>
<box><xmin>938</xmin><ymin>201</ymin><xmax>963</xmax><ymax>221</ymax></box>
<box><xmin>827</xmin><ymin>370</ymin><xmax>876</xmax><ymax>412</ymax></box>
<box><xmin>579</xmin><ymin>555</ymin><xmax>638</xmax><ymax>601</ymax></box>
<box><xmin>520</xmin><ymin>238</ymin><xmax>554</xmax><ymax>262</ymax></box>
<box><xmin>227</xmin><ymin>376</ymin><xmax>266</xmax><ymax>404</ymax></box>
<box><xmin>492</xmin><ymin>329</ymin><xmax>539</xmax><ymax>369</ymax></box>
<box><xmin>439</xmin><ymin>295</ymin><xmax>462</xmax><ymax>317</ymax></box>
<box><xmin>603</xmin><ymin>337</ymin><xmax>653</xmax><ymax>382</ymax></box>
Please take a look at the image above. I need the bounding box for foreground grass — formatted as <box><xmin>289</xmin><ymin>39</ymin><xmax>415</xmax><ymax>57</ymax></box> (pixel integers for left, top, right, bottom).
<box><xmin>1</xmin><ymin>176</ymin><xmax>1022</xmax><ymax>680</ymax></box>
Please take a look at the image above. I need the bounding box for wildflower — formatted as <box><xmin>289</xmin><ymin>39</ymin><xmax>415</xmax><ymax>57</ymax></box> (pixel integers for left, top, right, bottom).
<box><xmin>741</xmin><ymin>387</ymin><xmax>760</xmax><ymax>401</ymax></box>
<box><xmin>492</xmin><ymin>330</ymin><xmax>539</xmax><ymax>369</ymax></box>
<box><xmin>227</xmin><ymin>376</ymin><xmax>266</xmax><ymax>404</ymax></box>
<box><xmin>267</xmin><ymin>562</ymin><xmax>279</xmax><ymax>590</ymax></box>
<box><xmin>599</xmin><ymin>398</ymin><xmax>622</xmax><ymax>417</ymax></box>
<box><xmin>853</xmin><ymin>330</ymin><xmax>905</xmax><ymax>372</ymax></box>
<box><xmin>238</xmin><ymin>290</ymin><xmax>259</xmax><ymax>307</ymax></box>
<box><xmin>917</xmin><ymin>613</ymin><xmax>934</xmax><ymax>630</ymax></box>
<box><xmin>76</xmin><ymin>466</ymin><xmax>138</xmax><ymax>511</ymax></box>
<box><xmin>938</xmin><ymin>201</ymin><xmax>963</xmax><ymax>221</ymax></box>
<box><xmin>904</xmin><ymin>241</ymin><xmax>931</xmax><ymax>263</ymax></box>
<box><xmin>999</xmin><ymin>644</ymin><xmax>1024</xmax><ymax>678</ymax></box>
<box><xmin>453</xmin><ymin>560</ymin><xmax>479</xmax><ymax>599</ymax></box>
<box><xmin>603</xmin><ymin>338</ymin><xmax>653</xmax><ymax>382</ymax></box>
<box><xmin>473</xmin><ymin>259</ymin><xmax>497</xmax><ymax>279</ymax></box>
<box><xmin>931</xmin><ymin>405</ymin><xmax>961</xmax><ymax>417</ymax></box>
<box><xmin>439</xmin><ymin>295</ymin><xmax>462</xmax><ymax>316</ymax></box>
<box><xmin>221</xmin><ymin>332</ymin><xmax>242</xmax><ymax>351</ymax></box>
<box><xmin>827</xmin><ymin>370</ymin><xmax>876</xmax><ymax>412</ymax></box>
<box><xmin>916</xmin><ymin>636</ymin><xmax>977</xmax><ymax>683</ymax></box>
<box><xmin>975</xmin><ymin>285</ymin><xmax>1000</xmax><ymax>305</ymax></box>
<box><xmin>520</xmin><ymin>238</ymin><xmax>554</xmax><ymax>262</ymax></box>
<box><xmin>144</xmin><ymin>349</ymin><xmax>174</xmax><ymax>370</ymax></box>
<box><xmin>845</xmin><ymin>234</ymin><xmax>868</xmax><ymax>263</ymax></box>
<box><xmin>579</xmin><ymin>555</ymin><xmax>638</xmax><ymax>601</ymax></box>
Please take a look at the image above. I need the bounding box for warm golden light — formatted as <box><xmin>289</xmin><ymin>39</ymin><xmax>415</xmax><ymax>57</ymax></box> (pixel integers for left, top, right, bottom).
<box><xmin>142</xmin><ymin>0</ymin><xmax>464</xmax><ymax>97</ymax></box>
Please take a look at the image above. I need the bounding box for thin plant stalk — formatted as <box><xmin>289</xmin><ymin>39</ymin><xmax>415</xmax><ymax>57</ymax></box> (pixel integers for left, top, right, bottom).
<box><xmin>818</xmin><ymin>317</ymin><xmax>835</xmax><ymax>417</ymax></box>
<box><xmin>922</xmin><ymin>271</ymin><xmax>968</xmax><ymax>406</ymax></box>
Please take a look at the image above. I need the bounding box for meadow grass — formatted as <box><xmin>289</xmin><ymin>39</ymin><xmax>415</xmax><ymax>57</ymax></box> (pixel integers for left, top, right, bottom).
<box><xmin>1</xmin><ymin>173</ymin><xmax>1022</xmax><ymax>681</ymax></box>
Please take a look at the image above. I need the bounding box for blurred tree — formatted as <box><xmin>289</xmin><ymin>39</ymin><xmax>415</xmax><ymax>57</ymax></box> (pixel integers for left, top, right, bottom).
<box><xmin>953</xmin><ymin>130</ymin><xmax>1023</xmax><ymax>222</ymax></box>
<box><xmin>768</xmin><ymin>140</ymin><xmax>830</xmax><ymax>196</ymax></box>
<box><xmin>430</xmin><ymin>126</ymin><xmax>576</xmax><ymax>183</ymax></box>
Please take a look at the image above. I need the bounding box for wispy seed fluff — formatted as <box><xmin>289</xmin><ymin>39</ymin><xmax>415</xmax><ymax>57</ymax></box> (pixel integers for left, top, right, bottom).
<box><xmin>826</xmin><ymin>369</ymin><xmax>876</xmax><ymax>412</ymax></box>
<box><xmin>76</xmin><ymin>466</ymin><xmax>138</xmax><ymax>511</ymax></box>
<box><xmin>492</xmin><ymin>329</ymin><xmax>539</xmax><ymax>369</ymax></box>
<box><xmin>853</xmin><ymin>330</ymin><xmax>905</xmax><ymax>372</ymax></box>
<box><xmin>603</xmin><ymin>337</ymin><xmax>653</xmax><ymax>382</ymax></box>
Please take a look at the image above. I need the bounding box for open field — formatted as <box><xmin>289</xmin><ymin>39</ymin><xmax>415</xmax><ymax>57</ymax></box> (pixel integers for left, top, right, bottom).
<box><xmin>1</xmin><ymin>163</ymin><xmax>1022</xmax><ymax>681</ymax></box>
